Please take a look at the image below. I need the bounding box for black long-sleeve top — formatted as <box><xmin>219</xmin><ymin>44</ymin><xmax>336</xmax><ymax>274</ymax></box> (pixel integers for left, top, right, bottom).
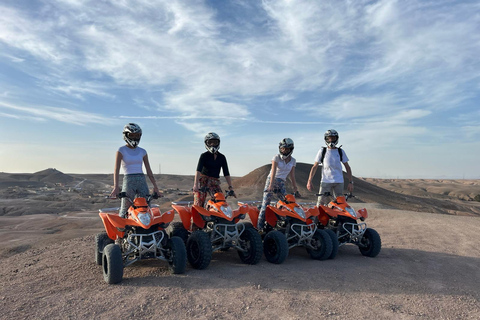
<box><xmin>196</xmin><ymin>152</ymin><xmax>230</xmax><ymax>178</ymax></box>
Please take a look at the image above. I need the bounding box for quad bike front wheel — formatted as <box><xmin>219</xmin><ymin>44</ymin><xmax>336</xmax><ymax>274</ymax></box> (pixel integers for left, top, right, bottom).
<box><xmin>166</xmin><ymin>236</ymin><xmax>187</xmax><ymax>274</ymax></box>
<box><xmin>186</xmin><ymin>230</ymin><xmax>212</xmax><ymax>270</ymax></box>
<box><xmin>95</xmin><ymin>232</ymin><xmax>113</xmax><ymax>265</ymax></box>
<box><xmin>263</xmin><ymin>230</ymin><xmax>288</xmax><ymax>264</ymax></box>
<box><xmin>102</xmin><ymin>244</ymin><xmax>124</xmax><ymax>284</ymax></box>
<box><xmin>306</xmin><ymin>229</ymin><xmax>333</xmax><ymax>260</ymax></box>
<box><xmin>237</xmin><ymin>227</ymin><xmax>263</xmax><ymax>265</ymax></box>
<box><xmin>358</xmin><ymin>228</ymin><xmax>381</xmax><ymax>257</ymax></box>
<box><xmin>324</xmin><ymin>229</ymin><xmax>339</xmax><ymax>259</ymax></box>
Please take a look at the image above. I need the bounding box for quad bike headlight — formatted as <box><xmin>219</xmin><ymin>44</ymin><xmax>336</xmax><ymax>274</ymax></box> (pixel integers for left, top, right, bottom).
<box><xmin>137</xmin><ymin>212</ymin><xmax>151</xmax><ymax>226</ymax></box>
<box><xmin>220</xmin><ymin>205</ymin><xmax>233</xmax><ymax>218</ymax></box>
<box><xmin>346</xmin><ymin>207</ymin><xmax>357</xmax><ymax>218</ymax></box>
<box><xmin>293</xmin><ymin>206</ymin><xmax>306</xmax><ymax>219</ymax></box>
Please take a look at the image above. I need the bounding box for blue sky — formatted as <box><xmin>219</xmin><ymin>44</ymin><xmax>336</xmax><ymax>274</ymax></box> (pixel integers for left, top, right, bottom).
<box><xmin>1</xmin><ymin>0</ymin><xmax>479</xmax><ymax>179</ymax></box>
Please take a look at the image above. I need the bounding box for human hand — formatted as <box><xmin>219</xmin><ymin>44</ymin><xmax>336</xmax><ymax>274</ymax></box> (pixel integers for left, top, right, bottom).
<box><xmin>347</xmin><ymin>183</ymin><xmax>354</xmax><ymax>193</ymax></box>
<box><xmin>306</xmin><ymin>181</ymin><xmax>313</xmax><ymax>191</ymax></box>
<box><xmin>109</xmin><ymin>186</ymin><xmax>119</xmax><ymax>199</ymax></box>
<box><xmin>193</xmin><ymin>184</ymin><xmax>199</xmax><ymax>193</ymax></box>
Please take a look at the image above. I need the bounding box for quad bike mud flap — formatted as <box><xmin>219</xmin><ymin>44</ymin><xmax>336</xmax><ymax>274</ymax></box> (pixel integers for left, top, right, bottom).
<box><xmin>338</xmin><ymin>222</ymin><xmax>367</xmax><ymax>246</ymax></box>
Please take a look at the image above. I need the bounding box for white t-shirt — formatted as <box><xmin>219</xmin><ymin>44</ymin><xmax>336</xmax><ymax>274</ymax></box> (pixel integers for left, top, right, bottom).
<box><xmin>118</xmin><ymin>146</ymin><xmax>147</xmax><ymax>175</ymax></box>
<box><xmin>269</xmin><ymin>154</ymin><xmax>296</xmax><ymax>181</ymax></box>
<box><xmin>314</xmin><ymin>147</ymin><xmax>349</xmax><ymax>183</ymax></box>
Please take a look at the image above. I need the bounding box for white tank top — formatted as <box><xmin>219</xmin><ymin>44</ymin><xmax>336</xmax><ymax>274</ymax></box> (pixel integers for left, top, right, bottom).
<box><xmin>118</xmin><ymin>145</ymin><xmax>146</xmax><ymax>174</ymax></box>
<box><xmin>269</xmin><ymin>154</ymin><xmax>296</xmax><ymax>181</ymax></box>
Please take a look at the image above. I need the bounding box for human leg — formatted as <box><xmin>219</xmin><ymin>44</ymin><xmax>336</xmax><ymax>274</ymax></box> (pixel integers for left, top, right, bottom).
<box><xmin>317</xmin><ymin>182</ymin><xmax>334</xmax><ymax>207</ymax></box>
<box><xmin>257</xmin><ymin>177</ymin><xmax>273</xmax><ymax>230</ymax></box>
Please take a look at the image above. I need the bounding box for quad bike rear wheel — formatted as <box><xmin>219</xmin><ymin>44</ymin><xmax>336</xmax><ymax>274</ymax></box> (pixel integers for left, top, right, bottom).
<box><xmin>95</xmin><ymin>232</ymin><xmax>113</xmax><ymax>265</ymax></box>
<box><xmin>169</xmin><ymin>222</ymin><xmax>189</xmax><ymax>244</ymax></box>
<box><xmin>237</xmin><ymin>227</ymin><xmax>263</xmax><ymax>265</ymax></box>
<box><xmin>306</xmin><ymin>229</ymin><xmax>333</xmax><ymax>260</ymax></box>
<box><xmin>166</xmin><ymin>236</ymin><xmax>187</xmax><ymax>274</ymax></box>
<box><xmin>324</xmin><ymin>229</ymin><xmax>339</xmax><ymax>259</ymax></box>
<box><xmin>359</xmin><ymin>228</ymin><xmax>381</xmax><ymax>257</ymax></box>
<box><xmin>186</xmin><ymin>230</ymin><xmax>212</xmax><ymax>270</ymax></box>
<box><xmin>263</xmin><ymin>230</ymin><xmax>288</xmax><ymax>264</ymax></box>
<box><xmin>102</xmin><ymin>244</ymin><xmax>124</xmax><ymax>284</ymax></box>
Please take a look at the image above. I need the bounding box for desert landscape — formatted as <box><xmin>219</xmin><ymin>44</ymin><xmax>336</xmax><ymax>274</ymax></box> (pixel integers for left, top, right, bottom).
<box><xmin>1</xmin><ymin>165</ymin><xmax>480</xmax><ymax>319</ymax></box>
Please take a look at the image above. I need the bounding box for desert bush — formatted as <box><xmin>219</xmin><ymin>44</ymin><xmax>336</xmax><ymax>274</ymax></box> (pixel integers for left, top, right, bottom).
<box><xmin>474</xmin><ymin>194</ymin><xmax>480</xmax><ymax>202</ymax></box>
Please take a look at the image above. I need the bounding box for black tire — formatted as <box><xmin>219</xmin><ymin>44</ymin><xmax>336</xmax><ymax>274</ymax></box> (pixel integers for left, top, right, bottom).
<box><xmin>169</xmin><ymin>222</ymin><xmax>189</xmax><ymax>244</ymax></box>
<box><xmin>263</xmin><ymin>231</ymin><xmax>288</xmax><ymax>264</ymax></box>
<box><xmin>102</xmin><ymin>244</ymin><xmax>124</xmax><ymax>284</ymax></box>
<box><xmin>237</xmin><ymin>228</ymin><xmax>263</xmax><ymax>265</ymax></box>
<box><xmin>166</xmin><ymin>236</ymin><xmax>187</xmax><ymax>274</ymax></box>
<box><xmin>242</xmin><ymin>222</ymin><xmax>254</xmax><ymax>229</ymax></box>
<box><xmin>306</xmin><ymin>229</ymin><xmax>333</xmax><ymax>260</ymax></box>
<box><xmin>186</xmin><ymin>230</ymin><xmax>212</xmax><ymax>270</ymax></box>
<box><xmin>359</xmin><ymin>228</ymin><xmax>382</xmax><ymax>257</ymax></box>
<box><xmin>325</xmin><ymin>229</ymin><xmax>339</xmax><ymax>259</ymax></box>
<box><xmin>95</xmin><ymin>232</ymin><xmax>113</xmax><ymax>265</ymax></box>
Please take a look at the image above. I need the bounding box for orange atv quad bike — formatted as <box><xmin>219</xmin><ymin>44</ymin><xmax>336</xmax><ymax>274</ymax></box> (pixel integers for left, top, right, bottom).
<box><xmin>240</xmin><ymin>191</ymin><xmax>334</xmax><ymax>264</ymax></box>
<box><xmin>169</xmin><ymin>188</ymin><xmax>263</xmax><ymax>270</ymax></box>
<box><xmin>95</xmin><ymin>192</ymin><xmax>187</xmax><ymax>284</ymax></box>
<box><xmin>316</xmin><ymin>192</ymin><xmax>381</xmax><ymax>257</ymax></box>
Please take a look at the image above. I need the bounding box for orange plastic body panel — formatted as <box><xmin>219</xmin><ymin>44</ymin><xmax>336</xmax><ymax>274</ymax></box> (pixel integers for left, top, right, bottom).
<box><xmin>172</xmin><ymin>205</ymin><xmax>193</xmax><ymax>230</ymax></box>
<box><xmin>100</xmin><ymin>202</ymin><xmax>175</xmax><ymax>241</ymax></box>
<box><xmin>245</xmin><ymin>205</ymin><xmax>260</xmax><ymax>228</ymax></box>
<box><xmin>357</xmin><ymin>208</ymin><xmax>368</xmax><ymax>220</ymax></box>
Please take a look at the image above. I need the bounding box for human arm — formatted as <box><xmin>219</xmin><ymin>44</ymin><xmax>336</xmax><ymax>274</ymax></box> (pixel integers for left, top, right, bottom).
<box><xmin>306</xmin><ymin>162</ymin><xmax>319</xmax><ymax>191</ymax></box>
<box><xmin>289</xmin><ymin>166</ymin><xmax>299</xmax><ymax>196</ymax></box>
<box><xmin>267</xmin><ymin>160</ymin><xmax>278</xmax><ymax>192</ymax></box>
<box><xmin>343</xmin><ymin>162</ymin><xmax>354</xmax><ymax>192</ymax></box>
<box><xmin>109</xmin><ymin>151</ymin><xmax>122</xmax><ymax>198</ymax></box>
<box><xmin>193</xmin><ymin>171</ymin><xmax>201</xmax><ymax>192</ymax></box>
<box><xmin>143</xmin><ymin>154</ymin><xmax>160</xmax><ymax>196</ymax></box>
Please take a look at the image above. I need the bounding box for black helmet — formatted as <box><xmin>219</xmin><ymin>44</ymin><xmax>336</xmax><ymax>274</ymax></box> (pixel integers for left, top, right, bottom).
<box><xmin>279</xmin><ymin>138</ymin><xmax>294</xmax><ymax>159</ymax></box>
<box><xmin>123</xmin><ymin>123</ymin><xmax>142</xmax><ymax>148</ymax></box>
<box><xmin>324</xmin><ymin>129</ymin><xmax>339</xmax><ymax>148</ymax></box>
<box><xmin>204</xmin><ymin>132</ymin><xmax>220</xmax><ymax>153</ymax></box>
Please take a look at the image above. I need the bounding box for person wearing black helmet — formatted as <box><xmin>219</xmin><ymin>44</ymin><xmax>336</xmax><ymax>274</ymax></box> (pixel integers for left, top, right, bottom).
<box><xmin>307</xmin><ymin>129</ymin><xmax>353</xmax><ymax>206</ymax></box>
<box><xmin>193</xmin><ymin>132</ymin><xmax>235</xmax><ymax>207</ymax></box>
<box><xmin>110</xmin><ymin>123</ymin><xmax>161</xmax><ymax>218</ymax></box>
<box><xmin>257</xmin><ymin>138</ymin><xmax>300</xmax><ymax>231</ymax></box>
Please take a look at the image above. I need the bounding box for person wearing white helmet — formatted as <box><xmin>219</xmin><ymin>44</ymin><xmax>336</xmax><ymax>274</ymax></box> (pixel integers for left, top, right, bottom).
<box><xmin>193</xmin><ymin>132</ymin><xmax>235</xmax><ymax>207</ymax></box>
<box><xmin>257</xmin><ymin>138</ymin><xmax>300</xmax><ymax>231</ymax></box>
<box><xmin>110</xmin><ymin>123</ymin><xmax>161</xmax><ymax>218</ymax></box>
<box><xmin>307</xmin><ymin>129</ymin><xmax>353</xmax><ymax>206</ymax></box>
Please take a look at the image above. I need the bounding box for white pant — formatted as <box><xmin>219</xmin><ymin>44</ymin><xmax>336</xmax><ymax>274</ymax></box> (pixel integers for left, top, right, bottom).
<box><xmin>317</xmin><ymin>182</ymin><xmax>344</xmax><ymax>206</ymax></box>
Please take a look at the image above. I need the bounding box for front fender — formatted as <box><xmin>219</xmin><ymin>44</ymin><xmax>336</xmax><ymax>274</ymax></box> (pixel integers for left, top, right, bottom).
<box><xmin>357</xmin><ymin>208</ymin><xmax>368</xmax><ymax>220</ymax></box>
<box><xmin>99</xmin><ymin>212</ymin><xmax>125</xmax><ymax>240</ymax></box>
<box><xmin>172</xmin><ymin>205</ymin><xmax>193</xmax><ymax>230</ymax></box>
<box><xmin>265</xmin><ymin>206</ymin><xmax>286</xmax><ymax>227</ymax></box>
<box><xmin>246</xmin><ymin>206</ymin><xmax>260</xmax><ymax>229</ymax></box>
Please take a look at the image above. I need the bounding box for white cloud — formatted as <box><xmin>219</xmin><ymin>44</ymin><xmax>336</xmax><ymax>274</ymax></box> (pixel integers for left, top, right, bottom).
<box><xmin>0</xmin><ymin>102</ymin><xmax>113</xmax><ymax>125</ymax></box>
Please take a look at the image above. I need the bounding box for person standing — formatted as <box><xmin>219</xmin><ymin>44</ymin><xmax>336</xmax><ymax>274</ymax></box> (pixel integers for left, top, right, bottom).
<box><xmin>307</xmin><ymin>129</ymin><xmax>353</xmax><ymax>206</ymax></box>
<box><xmin>257</xmin><ymin>138</ymin><xmax>299</xmax><ymax>230</ymax></box>
<box><xmin>193</xmin><ymin>132</ymin><xmax>235</xmax><ymax>207</ymax></box>
<box><xmin>110</xmin><ymin>123</ymin><xmax>160</xmax><ymax>218</ymax></box>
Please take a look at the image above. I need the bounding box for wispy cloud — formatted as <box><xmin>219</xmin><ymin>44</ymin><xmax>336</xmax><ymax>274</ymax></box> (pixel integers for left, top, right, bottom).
<box><xmin>0</xmin><ymin>102</ymin><xmax>113</xmax><ymax>125</ymax></box>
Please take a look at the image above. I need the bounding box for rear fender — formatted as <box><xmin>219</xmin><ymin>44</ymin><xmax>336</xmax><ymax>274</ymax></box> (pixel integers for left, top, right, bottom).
<box><xmin>172</xmin><ymin>205</ymin><xmax>193</xmax><ymax>230</ymax></box>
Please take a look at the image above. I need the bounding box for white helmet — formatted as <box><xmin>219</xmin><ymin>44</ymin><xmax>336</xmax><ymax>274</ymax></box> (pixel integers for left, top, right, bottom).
<box><xmin>204</xmin><ymin>132</ymin><xmax>220</xmax><ymax>153</ymax></box>
<box><xmin>279</xmin><ymin>138</ymin><xmax>294</xmax><ymax>160</ymax></box>
<box><xmin>324</xmin><ymin>129</ymin><xmax>339</xmax><ymax>148</ymax></box>
<box><xmin>123</xmin><ymin>123</ymin><xmax>142</xmax><ymax>148</ymax></box>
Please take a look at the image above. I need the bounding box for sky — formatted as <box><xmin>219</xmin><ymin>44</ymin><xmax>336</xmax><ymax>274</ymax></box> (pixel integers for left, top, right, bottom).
<box><xmin>1</xmin><ymin>0</ymin><xmax>479</xmax><ymax>179</ymax></box>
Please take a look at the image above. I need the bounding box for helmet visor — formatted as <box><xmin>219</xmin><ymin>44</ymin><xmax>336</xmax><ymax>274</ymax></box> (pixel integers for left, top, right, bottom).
<box><xmin>206</xmin><ymin>139</ymin><xmax>220</xmax><ymax>147</ymax></box>
<box><xmin>128</xmin><ymin>132</ymin><xmax>142</xmax><ymax>141</ymax></box>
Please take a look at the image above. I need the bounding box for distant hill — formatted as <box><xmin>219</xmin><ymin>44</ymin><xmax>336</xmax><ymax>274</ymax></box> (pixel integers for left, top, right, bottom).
<box><xmin>233</xmin><ymin>163</ymin><xmax>480</xmax><ymax>216</ymax></box>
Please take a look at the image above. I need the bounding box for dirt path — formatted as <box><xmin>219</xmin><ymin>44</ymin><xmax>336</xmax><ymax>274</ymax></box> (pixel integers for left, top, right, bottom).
<box><xmin>1</xmin><ymin>204</ymin><xmax>480</xmax><ymax>319</ymax></box>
